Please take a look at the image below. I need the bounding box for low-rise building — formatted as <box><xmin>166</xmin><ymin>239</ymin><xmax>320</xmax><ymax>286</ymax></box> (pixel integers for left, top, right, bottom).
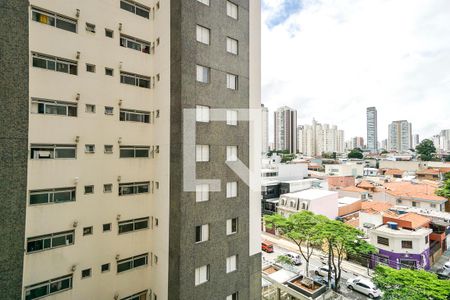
<box><xmin>338</xmin><ymin>186</ymin><xmax>370</xmax><ymax>200</ymax></box>
<box><xmin>370</xmin><ymin>222</ymin><xmax>432</xmax><ymax>270</ymax></box>
<box><xmin>325</xmin><ymin>162</ymin><xmax>364</xmax><ymax>177</ymax></box>
<box><xmin>416</xmin><ymin>168</ymin><xmax>450</xmax><ymax>181</ymax></box>
<box><xmin>338</xmin><ymin>197</ymin><xmax>362</xmax><ymax>217</ymax></box>
<box><xmin>327</xmin><ymin>176</ymin><xmax>355</xmax><ymax>190</ymax></box>
<box><xmin>278</xmin><ymin>189</ymin><xmax>339</xmax><ymax>219</ymax></box>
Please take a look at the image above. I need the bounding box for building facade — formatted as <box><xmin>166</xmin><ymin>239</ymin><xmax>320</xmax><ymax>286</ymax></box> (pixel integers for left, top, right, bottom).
<box><xmin>1</xmin><ymin>1</ymin><xmax>261</xmax><ymax>299</ymax></box>
<box><xmin>388</xmin><ymin>120</ymin><xmax>412</xmax><ymax>152</ymax></box>
<box><xmin>261</xmin><ymin>104</ymin><xmax>269</xmax><ymax>153</ymax></box>
<box><xmin>366</xmin><ymin>107</ymin><xmax>378</xmax><ymax>152</ymax></box>
<box><xmin>440</xmin><ymin>129</ymin><xmax>450</xmax><ymax>152</ymax></box>
<box><xmin>412</xmin><ymin>134</ymin><xmax>420</xmax><ymax>149</ymax></box>
<box><xmin>274</xmin><ymin>106</ymin><xmax>297</xmax><ymax>153</ymax></box>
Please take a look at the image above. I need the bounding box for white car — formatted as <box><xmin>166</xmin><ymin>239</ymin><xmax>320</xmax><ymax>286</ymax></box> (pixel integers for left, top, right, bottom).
<box><xmin>285</xmin><ymin>252</ymin><xmax>302</xmax><ymax>265</ymax></box>
<box><xmin>314</xmin><ymin>265</ymin><xmax>334</xmax><ymax>278</ymax></box>
<box><xmin>346</xmin><ymin>277</ymin><xmax>381</xmax><ymax>299</ymax></box>
<box><xmin>443</xmin><ymin>261</ymin><xmax>450</xmax><ymax>270</ymax></box>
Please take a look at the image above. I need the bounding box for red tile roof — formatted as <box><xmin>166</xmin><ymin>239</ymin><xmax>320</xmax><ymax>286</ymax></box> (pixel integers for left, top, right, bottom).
<box><xmin>383</xmin><ymin>181</ymin><xmax>446</xmax><ymax>202</ymax></box>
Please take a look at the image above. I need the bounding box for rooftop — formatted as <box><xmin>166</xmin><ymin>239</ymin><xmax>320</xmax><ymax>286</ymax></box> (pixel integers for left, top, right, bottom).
<box><xmin>374</xmin><ymin>224</ymin><xmax>432</xmax><ymax>237</ymax></box>
<box><xmin>384</xmin><ymin>169</ymin><xmax>405</xmax><ymax>176</ymax></box>
<box><xmin>383</xmin><ymin>181</ymin><xmax>447</xmax><ymax>202</ymax></box>
<box><xmin>339</xmin><ymin>186</ymin><xmax>368</xmax><ymax>193</ymax></box>
<box><xmin>282</xmin><ymin>189</ymin><xmax>338</xmax><ymax>200</ymax></box>
<box><xmin>361</xmin><ymin>201</ymin><xmax>393</xmax><ymax>214</ymax></box>
<box><xmin>383</xmin><ymin>212</ymin><xmax>431</xmax><ymax>229</ymax></box>
<box><xmin>357</xmin><ymin>180</ymin><xmax>376</xmax><ymax>189</ymax></box>
<box><xmin>338</xmin><ymin>197</ymin><xmax>361</xmax><ymax>206</ymax></box>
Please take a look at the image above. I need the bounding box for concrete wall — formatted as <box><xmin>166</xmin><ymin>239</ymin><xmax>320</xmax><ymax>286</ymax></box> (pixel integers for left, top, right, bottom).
<box><xmin>0</xmin><ymin>2</ymin><xmax>29</xmax><ymax>299</ymax></box>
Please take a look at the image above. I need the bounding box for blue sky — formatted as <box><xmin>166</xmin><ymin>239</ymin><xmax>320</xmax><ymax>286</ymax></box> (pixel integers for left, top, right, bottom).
<box><xmin>261</xmin><ymin>0</ymin><xmax>450</xmax><ymax>143</ymax></box>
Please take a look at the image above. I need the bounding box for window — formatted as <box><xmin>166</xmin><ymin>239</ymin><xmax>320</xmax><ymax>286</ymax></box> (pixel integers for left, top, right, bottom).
<box><xmin>85</xmin><ymin>23</ymin><xmax>95</xmax><ymax>33</ymax></box>
<box><xmin>396</xmin><ymin>199</ymin><xmax>402</xmax><ymax>204</ymax></box>
<box><xmin>226</xmin><ymin>218</ymin><xmax>238</xmax><ymax>235</ymax></box>
<box><xmin>84</xmin><ymin>185</ymin><xmax>94</xmax><ymax>194</ymax></box>
<box><xmin>119</xmin><ymin>182</ymin><xmax>150</xmax><ymax>195</ymax></box>
<box><xmin>86</xmin><ymin>104</ymin><xmax>96</xmax><ymax>113</ymax></box>
<box><xmin>226</xmin><ymin>146</ymin><xmax>238</xmax><ymax>161</ymax></box>
<box><xmin>196</xmin><ymin>65</ymin><xmax>209</xmax><ymax>83</ymax></box>
<box><xmin>377</xmin><ymin>236</ymin><xmax>389</xmax><ymax>246</ymax></box>
<box><xmin>105</xmin><ymin>28</ymin><xmax>114</xmax><ymax>38</ymax></box>
<box><xmin>226</xmin><ymin>110</ymin><xmax>238</xmax><ymax>125</ymax></box>
<box><xmin>32</xmin><ymin>52</ymin><xmax>77</xmax><ymax>75</ymax></box>
<box><xmin>196</xmin><ymin>145</ymin><xmax>210</xmax><ymax>162</ymax></box>
<box><xmin>24</xmin><ymin>274</ymin><xmax>72</xmax><ymax>300</ymax></box>
<box><xmin>31</xmin><ymin>98</ymin><xmax>77</xmax><ymax>117</ymax></box>
<box><xmin>105</xmin><ymin>106</ymin><xmax>114</xmax><ymax>115</ymax></box>
<box><xmin>81</xmin><ymin>268</ymin><xmax>91</xmax><ymax>279</ymax></box>
<box><xmin>120</xmin><ymin>0</ymin><xmax>150</xmax><ymax>19</ymax></box>
<box><xmin>121</xmin><ymin>290</ymin><xmax>148</xmax><ymax>300</ymax></box>
<box><xmin>195</xmin><ymin>265</ymin><xmax>209</xmax><ymax>286</ymax></box>
<box><xmin>412</xmin><ymin>201</ymin><xmax>418</xmax><ymax>207</ymax></box>
<box><xmin>101</xmin><ymin>263</ymin><xmax>110</xmax><ymax>273</ymax></box>
<box><xmin>117</xmin><ymin>253</ymin><xmax>148</xmax><ymax>273</ymax></box>
<box><xmin>226</xmin><ymin>74</ymin><xmax>238</xmax><ymax>90</ymax></box>
<box><xmin>226</xmin><ymin>255</ymin><xmax>237</xmax><ymax>273</ymax></box>
<box><xmin>104</xmin><ymin>184</ymin><xmax>113</xmax><ymax>193</ymax></box>
<box><xmin>103</xmin><ymin>223</ymin><xmax>112</xmax><ymax>232</ymax></box>
<box><xmin>425</xmin><ymin>236</ymin><xmax>429</xmax><ymax>244</ymax></box>
<box><xmin>83</xmin><ymin>226</ymin><xmax>93</xmax><ymax>236</ymax></box>
<box><xmin>120</xmin><ymin>71</ymin><xmax>151</xmax><ymax>88</ymax></box>
<box><xmin>120</xmin><ymin>146</ymin><xmax>150</xmax><ymax>158</ymax></box>
<box><xmin>105</xmin><ymin>68</ymin><xmax>114</xmax><ymax>76</ymax></box>
<box><xmin>29</xmin><ymin>187</ymin><xmax>76</xmax><ymax>205</ymax></box>
<box><xmin>27</xmin><ymin>230</ymin><xmax>75</xmax><ymax>253</ymax></box>
<box><xmin>226</xmin><ymin>37</ymin><xmax>238</xmax><ymax>54</ymax></box>
<box><xmin>195</xmin><ymin>224</ymin><xmax>209</xmax><ymax>243</ymax></box>
<box><xmin>197</xmin><ymin>0</ymin><xmax>210</xmax><ymax>5</ymax></box>
<box><xmin>120</xmin><ymin>34</ymin><xmax>151</xmax><ymax>54</ymax></box>
<box><xmin>196</xmin><ymin>105</ymin><xmax>210</xmax><ymax>122</ymax></box>
<box><xmin>431</xmin><ymin>203</ymin><xmax>436</xmax><ymax>208</ymax></box>
<box><xmin>227</xmin><ymin>1</ymin><xmax>238</xmax><ymax>19</ymax></box>
<box><xmin>227</xmin><ymin>292</ymin><xmax>239</xmax><ymax>300</ymax></box>
<box><xmin>226</xmin><ymin>182</ymin><xmax>237</xmax><ymax>198</ymax></box>
<box><xmin>86</xmin><ymin>64</ymin><xmax>96</xmax><ymax>73</ymax></box>
<box><xmin>401</xmin><ymin>240</ymin><xmax>413</xmax><ymax>249</ymax></box>
<box><xmin>31</xmin><ymin>7</ymin><xmax>77</xmax><ymax>33</ymax></box>
<box><xmin>120</xmin><ymin>109</ymin><xmax>151</xmax><ymax>123</ymax></box>
<box><xmin>118</xmin><ymin>217</ymin><xmax>149</xmax><ymax>234</ymax></box>
<box><xmin>196</xmin><ymin>25</ymin><xmax>210</xmax><ymax>45</ymax></box>
<box><xmin>85</xmin><ymin>144</ymin><xmax>95</xmax><ymax>153</ymax></box>
<box><xmin>30</xmin><ymin>144</ymin><xmax>76</xmax><ymax>159</ymax></box>
<box><xmin>104</xmin><ymin>145</ymin><xmax>113</xmax><ymax>154</ymax></box>
<box><xmin>196</xmin><ymin>184</ymin><xmax>209</xmax><ymax>202</ymax></box>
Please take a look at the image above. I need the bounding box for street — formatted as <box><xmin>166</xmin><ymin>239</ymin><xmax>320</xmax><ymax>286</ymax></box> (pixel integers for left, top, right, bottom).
<box><xmin>263</xmin><ymin>244</ymin><xmax>373</xmax><ymax>300</ymax></box>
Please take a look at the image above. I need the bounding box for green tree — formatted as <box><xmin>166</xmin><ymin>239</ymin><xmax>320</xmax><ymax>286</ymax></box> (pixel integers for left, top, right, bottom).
<box><xmin>281</xmin><ymin>153</ymin><xmax>296</xmax><ymax>163</ymax></box>
<box><xmin>275</xmin><ymin>255</ymin><xmax>294</xmax><ymax>266</ymax></box>
<box><xmin>318</xmin><ymin>219</ymin><xmax>376</xmax><ymax>291</ymax></box>
<box><xmin>264</xmin><ymin>211</ymin><xmax>324</xmax><ymax>274</ymax></box>
<box><xmin>415</xmin><ymin>139</ymin><xmax>436</xmax><ymax>161</ymax></box>
<box><xmin>348</xmin><ymin>148</ymin><xmax>363</xmax><ymax>159</ymax></box>
<box><xmin>373</xmin><ymin>265</ymin><xmax>450</xmax><ymax>300</ymax></box>
<box><xmin>436</xmin><ymin>173</ymin><xmax>450</xmax><ymax>199</ymax></box>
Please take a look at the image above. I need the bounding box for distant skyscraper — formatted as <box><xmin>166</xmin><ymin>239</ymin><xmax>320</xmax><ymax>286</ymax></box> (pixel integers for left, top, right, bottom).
<box><xmin>432</xmin><ymin>135</ymin><xmax>441</xmax><ymax>151</ymax></box>
<box><xmin>381</xmin><ymin>139</ymin><xmax>388</xmax><ymax>150</ymax></box>
<box><xmin>366</xmin><ymin>107</ymin><xmax>378</xmax><ymax>152</ymax></box>
<box><xmin>412</xmin><ymin>134</ymin><xmax>420</xmax><ymax>149</ymax></box>
<box><xmin>388</xmin><ymin>120</ymin><xmax>412</xmax><ymax>152</ymax></box>
<box><xmin>440</xmin><ymin>129</ymin><xmax>450</xmax><ymax>152</ymax></box>
<box><xmin>261</xmin><ymin>104</ymin><xmax>269</xmax><ymax>153</ymax></box>
<box><xmin>274</xmin><ymin>106</ymin><xmax>297</xmax><ymax>153</ymax></box>
<box><xmin>351</xmin><ymin>137</ymin><xmax>365</xmax><ymax>149</ymax></box>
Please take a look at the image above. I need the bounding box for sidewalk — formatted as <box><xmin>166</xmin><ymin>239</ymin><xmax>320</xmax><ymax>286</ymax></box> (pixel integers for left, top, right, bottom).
<box><xmin>262</xmin><ymin>232</ymin><xmax>374</xmax><ymax>278</ymax></box>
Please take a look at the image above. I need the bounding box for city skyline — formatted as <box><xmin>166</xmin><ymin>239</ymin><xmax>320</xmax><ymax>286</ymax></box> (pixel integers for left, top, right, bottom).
<box><xmin>261</xmin><ymin>0</ymin><xmax>450</xmax><ymax>141</ymax></box>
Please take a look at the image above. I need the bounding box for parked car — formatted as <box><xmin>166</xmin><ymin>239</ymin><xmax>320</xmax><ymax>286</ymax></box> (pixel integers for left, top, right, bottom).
<box><xmin>261</xmin><ymin>240</ymin><xmax>274</xmax><ymax>253</ymax></box>
<box><xmin>346</xmin><ymin>277</ymin><xmax>382</xmax><ymax>299</ymax></box>
<box><xmin>314</xmin><ymin>275</ymin><xmax>336</xmax><ymax>289</ymax></box>
<box><xmin>314</xmin><ymin>265</ymin><xmax>334</xmax><ymax>278</ymax></box>
<box><xmin>437</xmin><ymin>267</ymin><xmax>450</xmax><ymax>279</ymax></box>
<box><xmin>285</xmin><ymin>252</ymin><xmax>302</xmax><ymax>265</ymax></box>
<box><xmin>443</xmin><ymin>261</ymin><xmax>450</xmax><ymax>271</ymax></box>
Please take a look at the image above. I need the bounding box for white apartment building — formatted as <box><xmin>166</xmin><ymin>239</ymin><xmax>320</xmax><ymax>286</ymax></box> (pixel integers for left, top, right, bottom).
<box><xmin>366</xmin><ymin>107</ymin><xmax>378</xmax><ymax>152</ymax></box>
<box><xmin>440</xmin><ymin>129</ymin><xmax>450</xmax><ymax>152</ymax></box>
<box><xmin>324</xmin><ymin>162</ymin><xmax>364</xmax><ymax>177</ymax></box>
<box><xmin>2</xmin><ymin>1</ymin><xmax>261</xmax><ymax>299</ymax></box>
<box><xmin>388</xmin><ymin>120</ymin><xmax>412</xmax><ymax>152</ymax></box>
<box><xmin>261</xmin><ymin>104</ymin><xmax>269</xmax><ymax>153</ymax></box>
<box><xmin>297</xmin><ymin>119</ymin><xmax>344</xmax><ymax>156</ymax></box>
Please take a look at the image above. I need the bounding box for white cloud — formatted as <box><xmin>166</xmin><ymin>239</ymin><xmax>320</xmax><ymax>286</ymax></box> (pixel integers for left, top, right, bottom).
<box><xmin>262</xmin><ymin>0</ymin><xmax>450</xmax><ymax>143</ymax></box>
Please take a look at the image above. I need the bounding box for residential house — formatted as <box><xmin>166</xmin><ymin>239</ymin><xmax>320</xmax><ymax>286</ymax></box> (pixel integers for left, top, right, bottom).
<box><xmin>278</xmin><ymin>189</ymin><xmax>339</xmax><ymax>219</ymax></box>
